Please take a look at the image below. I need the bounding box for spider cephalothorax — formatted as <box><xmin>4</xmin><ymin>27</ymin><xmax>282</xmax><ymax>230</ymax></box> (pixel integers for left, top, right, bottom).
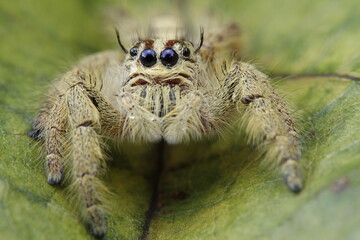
<box><xmin>111</xmin><ymin>30</ymin><xmax>221</xmax><ymax>143</ymax></box>
<box><xmin>117</xmin><ymin>28</ymin><xmax>205</xmax><ymax>88</ymax></box>
<box><xmin>30</xmin><ymin>20</ymin><xmax>302</xmax><ymax>237</ymax></box>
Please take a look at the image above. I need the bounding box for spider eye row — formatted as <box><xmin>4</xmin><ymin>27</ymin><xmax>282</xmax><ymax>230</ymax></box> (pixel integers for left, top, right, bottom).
<box><xmin>129</xmin><ymin>47</ymin><xmax>191</xmax><ymax>68</ymax></box>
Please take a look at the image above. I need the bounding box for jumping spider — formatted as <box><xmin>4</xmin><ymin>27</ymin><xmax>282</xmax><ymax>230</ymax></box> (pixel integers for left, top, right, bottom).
<box><xmin>30</xmin><ymin>21</ymin><xmax>302</xmax><ymax>237</ymax></box>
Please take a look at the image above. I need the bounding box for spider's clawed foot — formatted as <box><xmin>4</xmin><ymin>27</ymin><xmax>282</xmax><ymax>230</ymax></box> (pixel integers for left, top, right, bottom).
<box><xmin>45</xmin><ymin>154</ymin><xmax>63</xmax><ymax>185</ymax></box>
<box><xmin>88</xmin><ymin>206</ymin><xmax>107</xmax><ymax>238</ymax></box>
<box><xmin>281</xmin><ymin>159</ymin><xmax>303</xmax><ymax>193</ymax></box>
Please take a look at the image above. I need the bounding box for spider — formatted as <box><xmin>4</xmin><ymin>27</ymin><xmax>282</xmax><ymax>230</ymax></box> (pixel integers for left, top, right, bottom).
<box><xmin>29</xmin><ymin>19</ymin><xmax>303</xmax><ymax>237</ymax></box>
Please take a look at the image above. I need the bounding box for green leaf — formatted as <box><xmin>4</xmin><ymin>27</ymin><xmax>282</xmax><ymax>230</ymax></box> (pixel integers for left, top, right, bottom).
<box><xmin>0</xmin><ymin>0</ymin><xmax>359</xmax><ymax>240</ymax></box>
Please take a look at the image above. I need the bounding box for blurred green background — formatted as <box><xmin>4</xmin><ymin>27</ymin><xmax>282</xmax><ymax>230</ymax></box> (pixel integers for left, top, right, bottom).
<box><xmin>0</xmin><ymin>0</ymin><xmax>359</xmax><ymax>239</ymax></box>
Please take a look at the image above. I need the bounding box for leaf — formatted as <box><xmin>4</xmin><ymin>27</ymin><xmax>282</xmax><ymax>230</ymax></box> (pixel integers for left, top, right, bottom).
<box><xmin>0</xmin><ymin>0</ymin><xmax>359</xmax><ymax>240</ymax></box>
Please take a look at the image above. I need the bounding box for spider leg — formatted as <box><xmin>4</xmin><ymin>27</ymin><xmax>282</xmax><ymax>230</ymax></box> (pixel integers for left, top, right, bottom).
<box><xmin>201</xmin><ymin>22</ymin><xmax>242</xmax><ymax>62</ymax></box>
<box><xmin>65</xmin><ymin>83</ymin><xmax>109</xmax><ymax>237</ymax></box>
<box><xmin>224</xmin><ymin>62</ymin><xmax>302</xmax><ymax>192</ymax></box>
<box><xmin>36</xmin><ymin>81</ymin><xmax>109</xmax><ymax>236</ymax></box>
<box><xmin>42</xmin><ymin>82</ymin><xmax>123</xmax><ymax>237</ymax></box>
<box><xmin>30</xmin><ymin>51</ymin><xmax>129</xmax><ymax>237</ymax></box>
<box><xmin>44</xmin><ymin>96</ymin><xmax>67</xmax><ymax>185</ymax></box>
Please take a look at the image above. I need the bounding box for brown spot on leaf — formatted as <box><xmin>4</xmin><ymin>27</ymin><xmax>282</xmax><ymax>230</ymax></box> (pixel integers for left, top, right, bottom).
<box><xmin>169</xmin><ymin>190</ymin><xmax>190</xmax><ymax>200</ymax></box>
<box><xmin>157</xmin><ymin>190</ymin><xmax>190</xmax><ymax>209</ymax></box>
<box><xmin>331</xmin><ymin>177</ymin><xmax>349</xmax><ymax>194</ymax></box>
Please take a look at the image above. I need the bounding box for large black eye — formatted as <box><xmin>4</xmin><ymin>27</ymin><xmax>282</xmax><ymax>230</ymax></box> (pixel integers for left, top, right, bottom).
<box><xmin>130</xmin><ymin>47</ymin><xmax>138</xmax><ymax>57</ymax></box>
<box><xmin>160</xmin><ymin>48</ymin><xmax>179</xmax><ymax>68</ymax></box>
<box><xmin>182</xmin><ymin>47</ymin><xmax>190</xmax><ymax>57</ymax></box>
<box><xmin>140</xmin><ymin>49</ymin><xmax>157</xmax><ymax>67</ymax></box>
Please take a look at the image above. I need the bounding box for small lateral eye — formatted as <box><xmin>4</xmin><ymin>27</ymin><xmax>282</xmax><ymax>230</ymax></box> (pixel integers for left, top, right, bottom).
<box><xmin>182</xmin><ymin>47</ymin><xmax>190</xmax><ymax>57</ymax></box>
<box><xmin>130</xmin><ymin>47</ymin><xmax>138</xmax><ymax>57</ymax></box>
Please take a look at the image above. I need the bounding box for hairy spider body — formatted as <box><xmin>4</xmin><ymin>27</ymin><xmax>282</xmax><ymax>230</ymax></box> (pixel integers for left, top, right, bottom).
<box><xmin>30</xmin><ymin>19</ymin><xmax>302</xmax><ymax>237</ymax></box>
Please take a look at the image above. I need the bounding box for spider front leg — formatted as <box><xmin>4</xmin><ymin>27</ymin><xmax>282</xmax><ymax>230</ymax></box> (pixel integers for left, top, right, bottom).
<box><xmin>44</xmin><ymin>97</ymin><xmax>67</xmax><ymax>185</ymax></box>
<box><xmin>41</xmin><ymin>81</ymin><xmax>122</xmax><ymax>237</ymax></box>
<box><xmin>225</xmin><ymin>62</ymin><xmax>303</xmax><ymax>192</ymax></box>
<box><xmin>65</xmin><ymin>83</ymin><xmax>113</xmax><ymax>237</ymax></box>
